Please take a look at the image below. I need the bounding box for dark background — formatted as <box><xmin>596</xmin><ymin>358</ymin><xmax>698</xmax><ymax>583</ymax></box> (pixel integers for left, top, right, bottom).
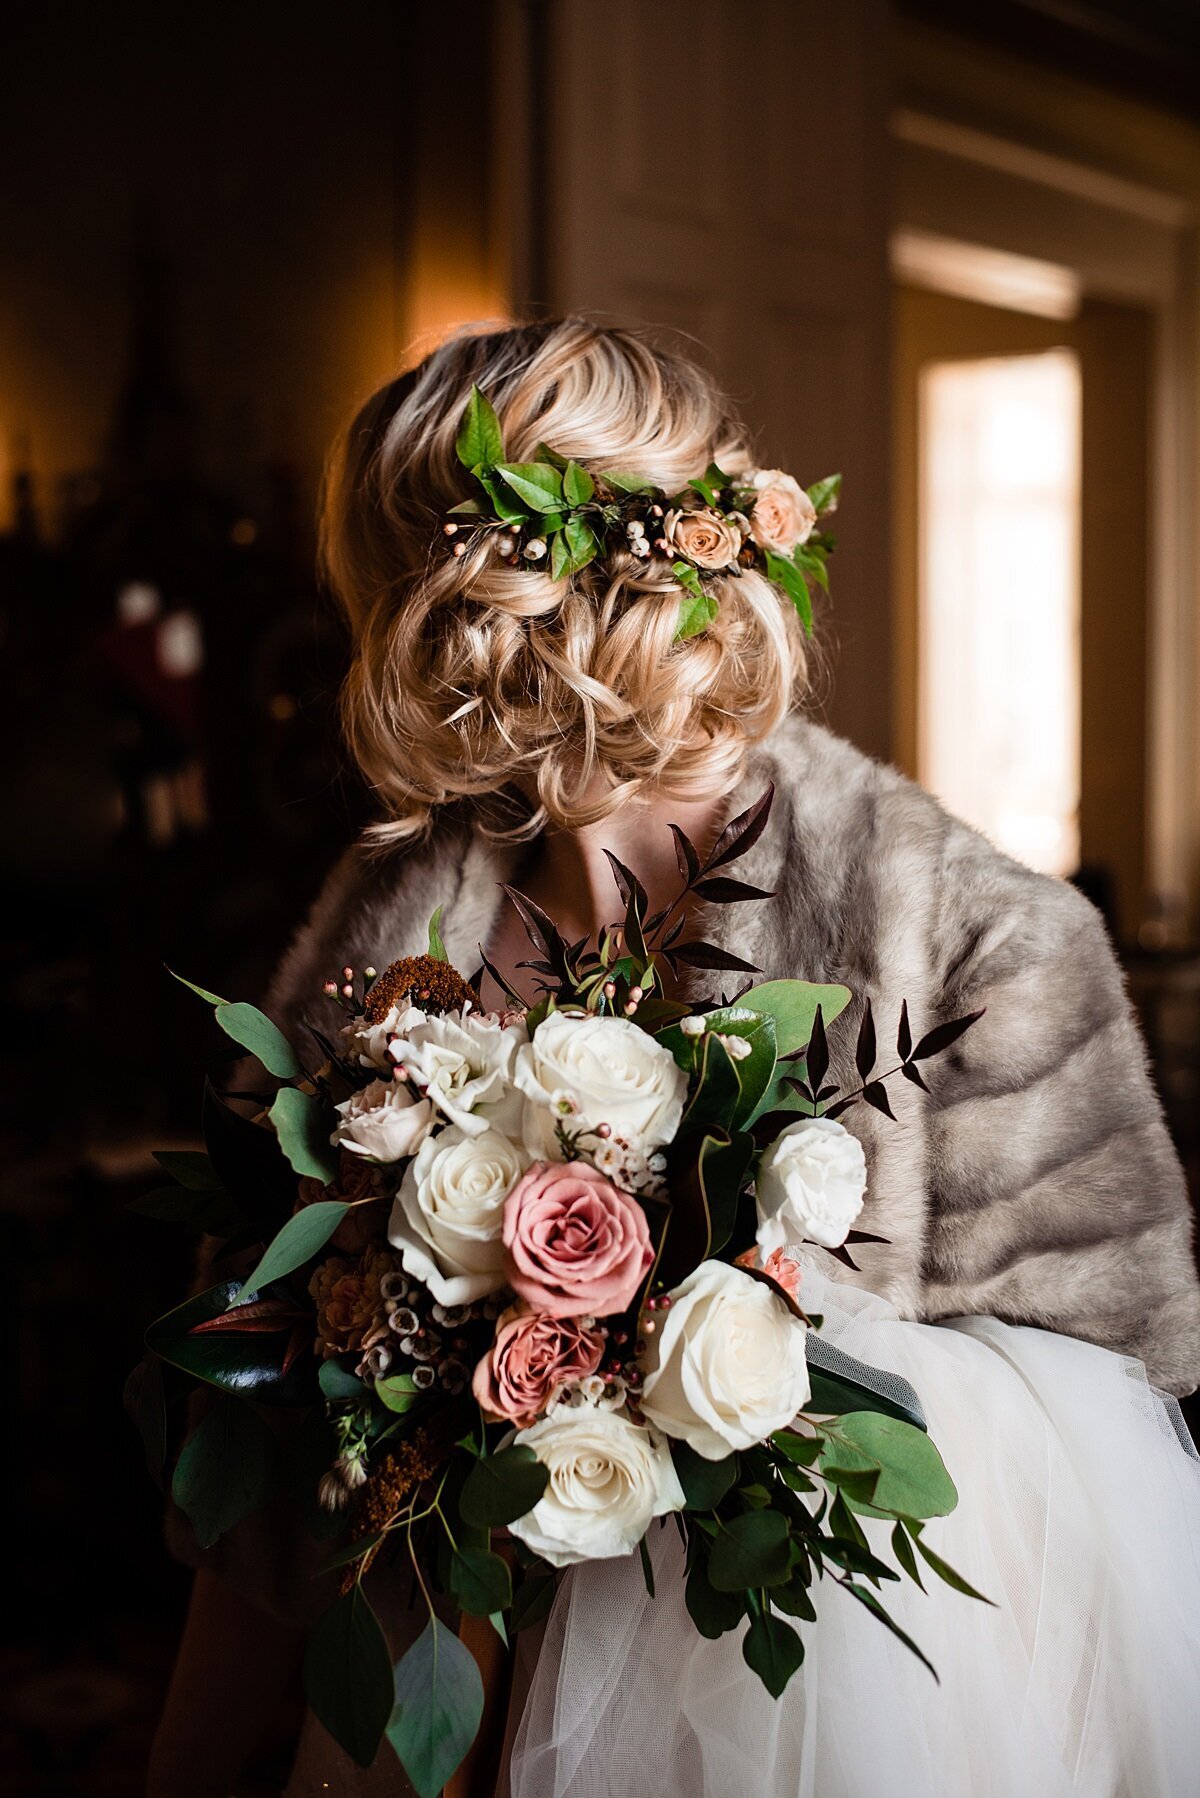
<box><xmin>2</xmin><ymin>4</ymin><xmax>1199</xmax><ymax>1794</ymax></box>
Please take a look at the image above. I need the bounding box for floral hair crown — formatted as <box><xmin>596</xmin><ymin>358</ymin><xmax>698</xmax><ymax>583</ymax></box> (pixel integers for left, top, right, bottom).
<box><xmin>442</xmin><ymin>386</ymin><xmax>841</xmax><ymax>640</ymax></box>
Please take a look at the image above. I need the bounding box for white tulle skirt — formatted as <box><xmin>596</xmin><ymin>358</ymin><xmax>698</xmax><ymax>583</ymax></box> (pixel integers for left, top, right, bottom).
<box><xmin>507</xmin><ymin>1262</ymin><xmax>1200</xmax><ymax>1798</ymax></box>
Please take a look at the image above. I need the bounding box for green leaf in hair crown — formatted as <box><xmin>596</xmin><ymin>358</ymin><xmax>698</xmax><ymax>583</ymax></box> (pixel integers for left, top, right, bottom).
<box><xmin>440</xmin><ymin>387</ymin><xmax>840</xmax><ymax>643</ymax></box>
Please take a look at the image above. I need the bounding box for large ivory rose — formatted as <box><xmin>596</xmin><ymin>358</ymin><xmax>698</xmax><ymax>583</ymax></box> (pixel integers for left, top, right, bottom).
<box><xmin>663</xmin><ymin>505</ymin><xmax>744</xmax><ymax>570</ymax></box>
<box><xmin>503</xmin><ymin>1160</ymin><xmax>652</xmax><ymax>1317</ymax></box>
<box><xmin>332</xmin><ymin>1079</ymin><xmax>435</xmax><ymax>1164</ymax></box>
<box><xmin>387</xmin><ymin>1007</ymin><xmax>527</xmax><ymax>1137</ymax></box>
<box><xmin>507</xmin><ymin>1405</ymin><xmax>684</xmax><ymax>1566</ymax></box>
<box><xmin>755</xmin><ymin>1115</ymin><xmax>867</xmax><ymax>1253</ymax></box>
<box><xmin>639</xmin><ymin>1259</ymin><xmax>810</xmax><ymax>1458</ymax></box>
<box><xmin>388</xmin><ymin>1124</ymin><xmax>527</xmax><ymax>1305</ymax></box>
<box><xmin>748</xmin><ymin>469</ymin><xmax>818</xmax><ymax>554</ymax></box>
<box><xmin>515</xmin><ymin>1011</ymin><xmax>687</xmax><ymax>1159</ymax></box>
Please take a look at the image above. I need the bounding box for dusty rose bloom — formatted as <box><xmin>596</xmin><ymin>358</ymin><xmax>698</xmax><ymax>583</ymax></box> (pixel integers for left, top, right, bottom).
<box><xmin>472</xmin><ymin>1306</ymin><xmax>606</xmax><ymax>1426</ymax></box>
<box><xmin>503</xmin><ymin>1160</ymin><xmax>653</xmax><ymax>1318</ymax></box>
<box><xmin>663</xmin><ymin>506</ymin><xmax>744</xmax><ymax>570</ymax></box>
<box><xmin>309</xmin><ymin>1241</ymin><xmax>403</xmax><ymax>1359</ymax></box>
<box><xmin>748</xmin><ymin>470</ymin><xmax>817</xmax><ymax>554</ymax></box>
<box><xmin>735</xmin><ymin>1244</ymin><xmax>803</xmax><ymax>1301</ymax></box>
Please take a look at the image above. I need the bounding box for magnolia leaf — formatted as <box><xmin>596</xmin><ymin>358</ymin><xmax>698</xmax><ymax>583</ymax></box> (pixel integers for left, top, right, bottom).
<box><xmin>388</xmin><ymin>1616</ymin><xmax>484</xmax><ymax>1798</ymax></box>
<box><xmin>700</xmin><ymin>1006</ymin><xmax>777</xmax><ymax>1129</ymax></box>
<box><xmin>806</xmin><ymin>472</ymin><xmax>842</xmax><ymax>515</ymax></box>
<box><xmin>495</xmin><ymin>461</ymin><xmax>564</xmax><ymax>513</ymax></box>
<box><xmin>147</xmin><ymin>1281</ymin><xmax>316</xmax><ymax>1404</ymax></box>
<box><xmin>213</xmin><ymin>1002</ymin><xmax>301</xmax><ymax>1079</ymax></box>
<box><xmin>449</xmin><ymin>1547</ymin><xmax>513</xmax><ymax>1617</ymax></box>
<box><xmin>455</xmin><ymin>385</ymin><xmax>505</xmax><ymax>473</ymax></box>
<box><xmin>459</xmin><ymin>1445</ymin><xmax>549</xmax><ymax>1527</ymax></box>
<box><xmin>562</xmin><ymin>459</ymin><xmax>594</xmax><ymax>506</ymax></box>
<box><xmin>230</xmin><ymin>1200</ymin><xmax>349</xmax><ymax>1308</ymax></box>
<box><xmin>426</xmin><ymin>905</ymin><xmax>448</xmax><ymax>962</ymax></box>
<box><xmin>743</xmin><ymin>1601</ymin><xmax>805</xmax><ymax>1698</ymax></box>
<box><xmin>833</xmin><ymin>1412</ymin><xmax>957</xmax><ymax>1518</ymax></box>
<box><xmin>708</xmin><ymin>1510</ymin><xmax>791</xmax><ymax>1591</ymax></box>
<box><xmin>374</xmin><ymin>1371</ymin><xmax>420</xmax><ymax>1414</ymax></box>
<box><xmin>305</xmin><ymin>1585</ymin><xmax>394</xmax><ymax>1768</ymax></box>
<box><xmin>674</xmin><ymin>584</ymin><xmax>719</xmax><ymax>641</ymax></box>
<box><xmin>171</xmin><ymin>1392</ymin><xmax>278</xmax><ymax>1548</ymax></box>
<box><xmin>601</xmin><ymin>469</ymin><xmax>656</xmax><ymax>494</ymax></box>
<box><xmin>269</xmin><ymin>1086</ymin><xmax>339</xmax><ymax>1182</ymax></box>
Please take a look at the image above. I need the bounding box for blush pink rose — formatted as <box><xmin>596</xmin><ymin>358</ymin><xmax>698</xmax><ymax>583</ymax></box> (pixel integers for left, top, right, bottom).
<box><xmin>472</xmin><ymin>1306</ymin><xmax>606</xmax><ymax>1426</ymax></box>
<box><xmin>502</xmin><ymin>1160</ymin><xmax>653</xmax><ymax>1317</ymax></box>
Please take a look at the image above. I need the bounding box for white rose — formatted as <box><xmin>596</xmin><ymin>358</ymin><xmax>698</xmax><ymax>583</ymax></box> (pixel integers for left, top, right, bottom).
<box><xmin>387</xmin><ymin>1124</ymin><xmax>527</xmax><ymax>1305</ymax></box>
<box><xmin>332</xmin><ymin>1079</ymin><xmax>435</xmax><ymax>1163</ymax></box>
<box><xmin>748</xmin><ymin>469</ymin><xmax>818</xmax><ymax>554</ymax></box>
<box><xmin>515</xmin><ymin>1011</ymin><xmax>687</xmax><ymax>1159</ymax></box>
<box><xmin>387</xmin><ymin>1007</ymin><xmax>527</xmax><ymax>1137</ymax></box>
<box><xmin>508</xmin><ymin>1406</ymin><xmax>684</xmax><ymax>1567</ymax></box>
<box><xmin>755</xmin><ymin>1115</ymin><xmax>867</xmax><ymax>1253</ymax></box>
<box><xmin>639</xmin><ymin>1259</ymin><xmax>810</xmax><ymax>1458</ymax></box>
<box><xmin>341</xmin><ymin>1003</ymin><xmax>427</xmax><ymax>1072</ymax></box>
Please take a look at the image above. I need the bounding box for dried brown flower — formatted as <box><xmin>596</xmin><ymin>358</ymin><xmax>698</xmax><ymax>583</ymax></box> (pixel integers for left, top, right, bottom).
<box><xmin>363</xmin><ymin>954</ymin><xmax>478</xmax><ymax>1023</ymax></box>
<box><xmin>309</xmin><ymin>1242</ymin><xmax>403</xmax><ymax>1359</ymax></box>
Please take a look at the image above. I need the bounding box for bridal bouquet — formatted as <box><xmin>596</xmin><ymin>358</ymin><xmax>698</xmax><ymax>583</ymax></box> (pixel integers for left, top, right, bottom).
<box><xmin>128</xmin><ymin>789</ymin><xmax>988</xmax><ymax>1794</ymax></box>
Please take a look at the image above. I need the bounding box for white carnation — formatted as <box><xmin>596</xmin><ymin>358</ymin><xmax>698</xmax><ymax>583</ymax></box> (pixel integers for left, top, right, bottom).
<box><xmin>639</xmin><ymin>1259</ymin><xmax>810</xmax><ymax>1458</ymax></box>
<box><xmin>508</xmin><ymin>1406</ymin><xmax>684</xmax><ymax>1567</ymax></box>
<box><xmin>340</xmin><ymin>1002</ymin><xmax>427</xmax><ymax>1072</ymax></box>
<box><xmin>514</xmin><ymin>1010</ymin><xmax>687</xmax><ymax>1160</ymax></box>
<box><xmin>387</xmin><ymin>1124</ymin><xmax>527</xmax><ymax>1305</ymax></box>
<box><xmin>756</xmin><ymin>1115</ymin><xmax>867</xmax><ymax>1252</ymax></box>
<box><xmin>387</xmin><ymin>1007</ymin><xmax>527</xmax><ymax>1137</ymax></box>
<box><xmin>332</xmin><ymin>1079</ymin><xmax>435</xmax><ymax>1164</ymax></box>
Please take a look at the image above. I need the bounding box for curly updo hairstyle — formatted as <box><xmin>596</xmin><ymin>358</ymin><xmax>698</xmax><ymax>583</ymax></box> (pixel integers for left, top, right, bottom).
<box><xmin>320</xmin><ymin>317</ymin><xmax>805</xmax><ymax>840</ymax></box>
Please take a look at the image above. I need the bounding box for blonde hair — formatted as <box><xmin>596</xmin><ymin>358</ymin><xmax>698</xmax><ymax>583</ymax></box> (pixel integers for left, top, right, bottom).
<box><xmin>321</xmin><ymin>317</ymin><xmax>805</xmax><ymax>840</ymax></box>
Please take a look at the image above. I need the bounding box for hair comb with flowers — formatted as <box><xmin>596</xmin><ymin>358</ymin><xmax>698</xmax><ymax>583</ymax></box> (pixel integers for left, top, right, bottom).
<box><xmin>442</xmin><ymin>386</ymin><xmax>840</xmax><ymax>640</ymax></box>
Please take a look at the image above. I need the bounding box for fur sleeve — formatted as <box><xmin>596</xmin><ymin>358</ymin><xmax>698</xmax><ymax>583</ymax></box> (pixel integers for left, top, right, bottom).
<box><xmin>918</xmin><ymin>828</ymin><xmax>1200</xmax><ymax>1396</ymax></box>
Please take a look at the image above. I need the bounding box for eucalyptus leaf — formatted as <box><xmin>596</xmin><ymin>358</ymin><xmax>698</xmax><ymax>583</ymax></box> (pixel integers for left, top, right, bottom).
<box><xmin>169</xmin><ymin>969</ymin><xmax>229</xmax><ymax>1007</ymax></box>
<box><xmin>743</xmin><ymin>1602</ymin><xmax>805</xmax><ymax>1698</ymax></box>
<box><xmin>671</xmin><ymin>1441</ymin><xmax>738</xmax><ymax>1510</ymax></box>
<box><xmin>449</xmin><ymin>1547</ymin><xmax>513</xmax><ymax>1616</ymax></box>
<box><xmin>374</xmin><ymin>1371</ymin><xmax>419</xmax><ymax>1415</ymax></box>
<box><xmin>456</xmin><ymin>385</ymin><xmax>505</xmax><ymax>472</ymax></box>
<box><xmin>510</xmin><ymin>1569</ymin><xmax>557</xmax><ymax>1632</ymax></box>
<box><xmin>387</xmin><ymin>1616</ymin><xmax>484</xmax><ymax>1798</ymax></box>
<box><xmin>305</xmin><ymin>1585</ymin><xmax>394</xmax><ymax>1768</ymax></box>
<box><xmin>171</xmin><ymin>1392</ymin><xmax>278</xmax><ymax>1549</ymax></box>
<box><xmin>230</xmin><ymin>1200</ymin><xmax>349</xmax><ymax>1308</ymax></box>
<box><xmin>319</xmin><ymin>1359</ymin><xmax>369</xmax><ymax>1404</ymax></box>
<box><xmin>740</xmin><ymin>980</ymin><xmax>852</xmax><ymax>1122</ymax></box>
<box><xmin>459</xmin><ymin>1445</ymin><xmax>549</xmax><ymax>1528</ymax></box>
<box><xmin>685</xmin><ymin>1551</ymin><xmax>747</xmax><ymax>1638</ymax></box>
<box><xmin>708</xmin><ymin>1510</ymin><xmax>791</xmax><ymax>1591</ymax></box>
<box><xmin>831</xmin><ymin>1412</ymin><xmax>957</xmax><ymax>1519</ymax></box>
<box><xmin>214</xmin><ymin>1002</ymin><xmax>301</xmax><ymax>1079</ymax></box>
<box><xmin>269</xmin><ymin>1086</ymin><xmax>340</xmax><ymax>1182</ymax></box>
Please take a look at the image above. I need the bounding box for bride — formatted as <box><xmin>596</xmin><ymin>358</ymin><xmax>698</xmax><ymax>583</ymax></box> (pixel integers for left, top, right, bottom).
<box><xmin>149</xmin><ymin>318</ymin><xmax>1200</xmax><ymax>1798</ymax></box>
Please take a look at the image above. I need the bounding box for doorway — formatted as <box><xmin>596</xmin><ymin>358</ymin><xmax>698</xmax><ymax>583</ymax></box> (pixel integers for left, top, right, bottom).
<box><xmin>894</xmin><ymin>283</ymin><xmax>1152</xmax><ymax>946</ymax></box>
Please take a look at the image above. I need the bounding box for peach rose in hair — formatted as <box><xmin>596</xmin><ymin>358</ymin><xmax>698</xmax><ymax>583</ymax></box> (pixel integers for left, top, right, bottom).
<box><xmin>663</xmin><ymin>506</ymin><xmax>744</xmax><ymax>570</ymax></box>
<box><xmin>503</xmin><ymin>1160</ymin><xmax>653</xmax><ymax>1317</ymax></box>
<box><xmin>748</xmin><ymin>470</ymin><xmax>817</xmax><ymax>554</ymax></box>
<box><xmin>472</xmin><ymin>1306</ymin><xmax>606</xmax><ymax>1426</ymax></box>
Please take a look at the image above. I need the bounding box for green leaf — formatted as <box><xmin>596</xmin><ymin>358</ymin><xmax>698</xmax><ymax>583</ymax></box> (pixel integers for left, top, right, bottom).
<box><xmin>671</xmin><ymin>1441</ymin><xmax>738</xmax><ymax>1509</ymax></box>
<box><xmin>672</xmin><ymin>557</ymin><xmax>707</xmax><ymax>602</ymax></box>
<box><xmin>305</xmin><ymin>1585</ymin><xmax>395</xmax><ymax>1768</ymax></box>
<box><xmin>230</xmin><ymin>1200</ymin><xmax>349</xmax><ymax>1308</ymax></box>
<box><xmin>771</xmin><ymin>1570</ymin><xmax>817</xmax><ymax>1621</ymax></box>
<box><xmin>171</xmin><ymin>1392</ymin><xmax>278</xmax><ymax>1548</ymax></box>
<box><xmin>806</xmin><ymin>1363</ymin><xmax>928</xmax><ymax>1432</ymax></box>
<box><xmin>374</xmin><ymin>1371</ymin><xmax>420</xmax><ymax>1415</ymax></box>
<box><xmin>456</xmin><ymin>385</ymin><xmax>505</xmax><ymax>473</ymax></box>
<box><xmin>806</xmin><ymin>472</ymin><xmax>842</xmax><ymax>515</ymax></box>
<box><xmin>708</xmin><ymin>1510</ymin><xmax>791</xmax><ymax>1591</ymax></box>
<box><xmin>123</xmin><ymin>1353</ymin><xmax>167</xmax><ymax>1487</ymax></box>
<box><xmin>704</xmin><ymin>461</ymin><xmax>731</xmax><ymax>489</ymax></box>
<box><xmin>794</xmin><ymin>541</ymin><xmax>830</xmax><ymax>593</ymax></box>
<box><xmin>127</xmin><ymin>1184</ymin><xmax>243</xmax><ymax>1235</ymax></box>
<box><xmin>449</xmin><ymin>1547</ymin><xmax>513</xmax><ymax>1616</ymax></box>
<box><xmin>549</xmin><ymin>529</ymin><xmax>570</xmax><ymax>580</ymax></box>
<box><xmin>832</xmin><ymin>1413</ymin><xmax>958</xmax><ymax>1519</ymax></box>
<box><xmin>459</xmin><ymin>1445</ymin><xmax>549</xmax><ymax>1528</ymax></box>
<box><xmin>510</xmin><ymin>1569</ymin><xmax>557</xmax><ymax>1632</ymax></box>
<box><xmin>638</xmin><ymin>1535</ymin><xmax>656</xmax><ymax>1597</ymax></box>
<box><xmin>891</xmin><ymin>1520</ymin><xmax>925</xmax><ymax>1590</ymax></box>
<box><xmin>563</xmin><ymin>512</ymin><xmax>598</xmax><ymax>571</ymax></box>
<box><xmin>212</xmin><ymin>1002</ymin><xmax>301</xmax><ymax>1079</ymax></box>
<box><xmin>146</xmin><ymin>1281</ymin><xmax>316</xmax><ymax>1405</ymax></box>
<box><xmin>685</xmin><ymin>1551</ymin><xmax>747</xmax><ymax>1638</ymax></box>
<box><xmin>477</xmin><ymin>469</ymin><xmax>527</xmax><ymax>524</ymax></box>
<box><xmin>743</xmin><ymin>1601</ymin><xmax>805</xmax><ymax>1698</ymax></box>
<box><xmin>426</xmin><ymin>905</ymin><xmax>448</xmax><ymax>962</ymax></box>
<box><xmin>169</xmin><ymin>968</ymin><xmax>229</xmax><ymax>1007</ymax></box>
<box><xmin>447</xmin><ymin>496</ymin><xmax>484</xmax><ymax>517</ymax></box>
<box><xmin>675</xmin><ymin>584</ymin><xmax>719</xmax><ymax>640</ymax></box>
<box><xmin>765</xmin><ymin>549</ymin><xmax>813</xmax><ymax>634</ymax></box>
<box><xmin>321</xmin><ymin>1530</ymin><xmax>385</xmax><ymax>1574</ymax></box>
<box><xmin>910</xmin><ymin>1532</ymin><xmax>994</xmax><ymax>1603</ymax></box>
<box><xmin>387</xmin><ymin>1616</ymin><xmax>484</xmax><ymax>1798</ymax></box>
<box><xmin>269</xmin><ymin>1086</ymin><xmax>340</xmax><ymax>1181</ymax></box>
<box><xmin>319</xmin><ymin>1359</ymin><xmax>369</xmax><ymax>1404</ymax></box>
<box><xmin>153</xmin><ymin>1149</ymin><xmax>222</xmax><ymax>1189</ymax></box>
<box><xmin>562</xmin><ymin>459</ymin><xmax>594</xmax><ymax>506</ymax></box>
<box><xmin>702</xmin><ymin>1007</ymin><xmax>778</xmax><ymax>1128</ymax></box>
<box><xmin>487</xmin><ymin>1611</ymin><xmax>508</xmax><ymax>1646</ymax></box>
<box><xmin>739</xmin><ymin>980</ymin><xmax>853</xmax><ymax>1121</ymax></box>
<box><xmin>773</xmin><ymin>1429</ymin><xmax>823</xmax><ymax>1466</ymax></box>
<box><xmin>600</xmin><ymin>469</ymin><xmax>656</xmax><ymax>494</ymax></box>
<box><xmin>495</xmin><ymin>461</ymin><xmax>565</xmax><ymax>513</ymax></box>
<box><xmin>841</xmin><ymin>1581</ymin><xmax>939</xmax><ymax>1680</ymax></box>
